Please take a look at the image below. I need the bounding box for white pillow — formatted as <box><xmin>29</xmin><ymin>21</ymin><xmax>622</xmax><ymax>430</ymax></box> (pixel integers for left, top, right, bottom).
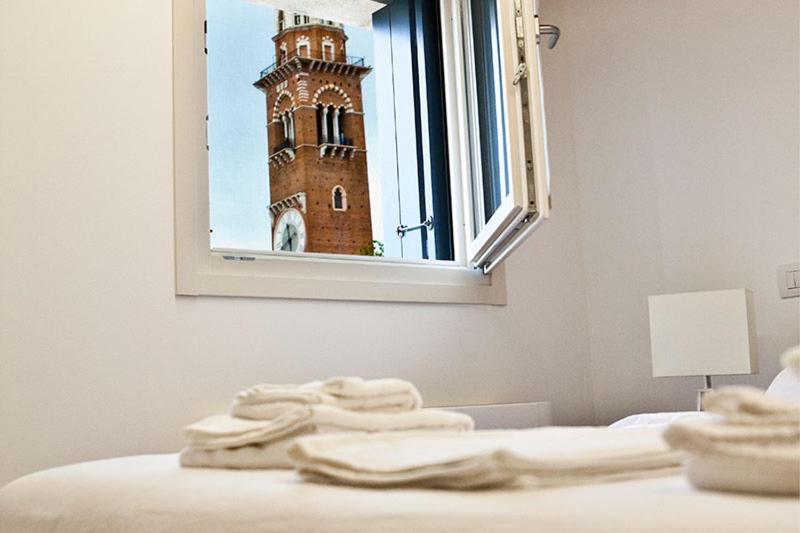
<box><xmin>766</xmin><ymin>368</ymin><xmax>800</xmax><ymax>404</ymax></box>
<box><xmin>611</xmin><ymin>366</ymin><xmax>800</xmax><ymax>429</ymax></box>
<box><xmin>609</xmin><ymin>411</ymin><xmax>712</xmax><ymax>430</ymax></box>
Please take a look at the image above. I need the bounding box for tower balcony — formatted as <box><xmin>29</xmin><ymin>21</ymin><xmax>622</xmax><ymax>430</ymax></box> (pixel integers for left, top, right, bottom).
<box><xmin>318</xmin><ymin>139</ymin><xmax>357</xmax><ymax>160</ymax></box>
<box><xmin>269</xmin><ymin>140</ymin><xmax>295</xmax><ymax>168</ymax></box>
<box><xmin>255</xmin><ymin>49</ymin><xmax>370</xmax><ymax>87</ymax></box>
<box><xmin>268</xmin><ymin>192</ymin><xmax>307</xmax><ymax>218</ymax></box>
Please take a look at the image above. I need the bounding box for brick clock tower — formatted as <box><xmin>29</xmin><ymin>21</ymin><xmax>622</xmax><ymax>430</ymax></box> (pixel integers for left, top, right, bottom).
<box><xmin>254</xmin><ymin>12</ymin><xmax>373</xmax><ymax>255</ymax></box>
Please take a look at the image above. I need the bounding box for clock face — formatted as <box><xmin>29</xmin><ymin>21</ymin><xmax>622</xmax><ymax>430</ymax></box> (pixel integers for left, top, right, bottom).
<box><xmin>273</xmin><ymin>208</ymin><xmax>307</xmax><ymax>253</ymax></box>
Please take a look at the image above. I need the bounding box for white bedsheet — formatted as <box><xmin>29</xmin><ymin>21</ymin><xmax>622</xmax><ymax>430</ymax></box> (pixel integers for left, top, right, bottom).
<box><xmin>0</xmin><ymin>454</ymin><xmax>797</xmax><ymax>533</ymax></box>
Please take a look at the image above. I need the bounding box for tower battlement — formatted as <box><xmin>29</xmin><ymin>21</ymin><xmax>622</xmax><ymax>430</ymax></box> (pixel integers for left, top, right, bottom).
<box><xmin>276</xmin><ymin>10</ymin><xmax>343</xmax><ymax>34</ymax></box>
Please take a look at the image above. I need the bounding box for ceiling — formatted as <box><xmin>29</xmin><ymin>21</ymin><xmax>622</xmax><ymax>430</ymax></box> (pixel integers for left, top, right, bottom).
<box><xmin>244</xmin><ymin>0</ymin><xmax>390</xmax><ymax>27</ymax></box>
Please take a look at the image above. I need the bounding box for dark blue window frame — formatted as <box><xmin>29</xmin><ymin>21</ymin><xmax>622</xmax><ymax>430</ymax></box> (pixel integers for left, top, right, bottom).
<box><xmin>373</xmin><ymin>0</ymin><xmax>454</xmax><ymax>261</ymax></box>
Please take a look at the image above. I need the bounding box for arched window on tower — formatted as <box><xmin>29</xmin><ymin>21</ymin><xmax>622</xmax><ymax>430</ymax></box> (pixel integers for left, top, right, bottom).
<box><xmin>317</xmin><ymin>103</ymin><xmax>347</xmax><ymax>145</ymax></box>
<box><xmin>332</xmin><ymin>186</ymin><xmax>347</xmax><ymax>211</ymax></box>
<box><xmin>278</xmin><ymin>111</ymin><xmax>295</xmax><ymax>151</ymax></box>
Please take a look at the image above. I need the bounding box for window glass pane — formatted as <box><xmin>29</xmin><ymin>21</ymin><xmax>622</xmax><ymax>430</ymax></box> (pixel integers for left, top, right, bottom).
<box><xmin>465</xmin><ymin>0</ymin><xmax>510</xmax><ymax>235</ymax></box>
<box><xmin>206</xmin><ymin>0</ymin><xmax>454</xmax><ymax>261</ymax></box>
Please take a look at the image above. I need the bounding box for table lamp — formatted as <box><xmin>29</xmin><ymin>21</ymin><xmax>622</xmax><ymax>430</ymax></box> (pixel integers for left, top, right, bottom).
<box><xmin>648</xmin><ymin>289</ymin><xmax>758</xmax><ymax>410</ymax></box>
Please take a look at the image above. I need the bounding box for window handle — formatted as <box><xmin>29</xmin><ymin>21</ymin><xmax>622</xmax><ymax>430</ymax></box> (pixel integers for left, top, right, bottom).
<box><xmin>396</xmin><ymin>216</ymin><xmax>434</xmax><ymax>238</ymax></box>
<box><xmin>512</xmin><ymin>63</ymin><xmax>528</xmax><ymax>86</ymax></box>
<box><xmin>538</xmin><ymin>24</ymin><xmax>560</xmax><ymax>49</ymax></box>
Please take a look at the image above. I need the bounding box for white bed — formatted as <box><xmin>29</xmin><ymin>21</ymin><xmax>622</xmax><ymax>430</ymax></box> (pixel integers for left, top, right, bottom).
<box><xmin>0</xmin><ymin>453</ymin><xmax>797</xmax><ymax>533</ymax></box>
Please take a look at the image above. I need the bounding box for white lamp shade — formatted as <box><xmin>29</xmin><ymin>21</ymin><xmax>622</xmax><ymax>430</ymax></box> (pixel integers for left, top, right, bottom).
<box><xmin>649</xmin><ymin>289</ymin><xmax>758</xmax><ymax>378</ymax></box>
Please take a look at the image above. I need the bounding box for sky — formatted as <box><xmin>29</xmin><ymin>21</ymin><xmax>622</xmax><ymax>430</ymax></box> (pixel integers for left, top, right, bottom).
<box><xmin>206</xmin><ymin>0</ymin><xmax>381</xmax><ymax>251</ymax></box>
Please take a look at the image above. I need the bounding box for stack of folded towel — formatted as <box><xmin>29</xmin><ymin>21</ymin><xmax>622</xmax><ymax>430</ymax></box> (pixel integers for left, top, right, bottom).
<box><xmin>180</xmin><ymin>377</ymin><xmax>474</xmax><ymax>469</ymax></box>
<box><xmin>288</xmin><ymin>426</ymin><xmax>682</xmax><ymax>489</ymax></box>
<box><xmin>664</xmin><ymin>348</ymin><xmax>800</xmax><ymax>496</ymax></box>
<box><xmin>231</xmin><ymin>377</ymin><xmax>423</xmax><ymax>419</ymax></box>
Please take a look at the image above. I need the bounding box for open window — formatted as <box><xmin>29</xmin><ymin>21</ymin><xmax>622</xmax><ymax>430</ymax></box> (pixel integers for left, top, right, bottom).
<box><xmin>174</xmin><ymin>0</ymin><xmax>555</xmax><ymax>303</ymax></box>
<box><xmin>457</xmin><ymin>0</ymin><xmax>551</xmax><ymax>273</ymax></box>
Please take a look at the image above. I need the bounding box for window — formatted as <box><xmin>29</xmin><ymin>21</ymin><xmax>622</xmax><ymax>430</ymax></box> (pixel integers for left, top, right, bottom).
<box><xmin>315</xmin><ymin>104</ymin><xmax>324</xmax><ymax>144</ymax></box>
<box><xmin>322</xmin><ymin>38</ymin><xmax>335</xmax><ymax>61</ymax></box>
<box><xmin>325</xmin><ymin>106</ymin><xmax>335</xmax><ymax>143</ymax></box>
<box><xmin>459</xmin><ymin>0</ymin><xmax>552</xmax><ymax>272</ymax></box>
<box><xmin>275</xmin><ymin>111</ymin><xmax>295</xmax><ymax>152</ymax></box>
<box><xmin>296</xmin><ymin>36</ymin><xmax>310</xmax><ymax>57</ymax></box>
<box><xmin>332</xmin><ymin>186</ymin><xmax>347</xmax><ymax>211</ymax></box>
<box><xmin>315</xmin><ymin>103</ymin><xmax>346</xmax><ymax>146</ymax></box>
<box><xmin>279</xmin><ymin>42</ymin><xmax>287</xmax><ymax>64</ymax></box>
<box><xmin>175</xmin><ymin>0</ymin><xmax>553</xmax><ymax>303</ymax></box>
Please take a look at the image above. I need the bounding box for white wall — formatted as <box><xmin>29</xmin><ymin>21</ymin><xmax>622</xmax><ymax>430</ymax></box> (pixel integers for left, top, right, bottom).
<box><xmin>0</xmin><ymin>1</ymin><xmax>594</xmax><ymax>487</ymax></box>
<box><xmin>2</xmin><ymin>0</ymin><xmax>797</xmax><ymax>489</ymax></box>
<box><xmin>552</xmin><ymin>0</ymin><xmax>800</xmax><ymax>423</ymax></box>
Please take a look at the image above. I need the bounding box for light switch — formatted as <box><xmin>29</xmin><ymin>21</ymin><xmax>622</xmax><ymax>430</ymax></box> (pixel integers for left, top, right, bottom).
<box><xmin>778</xmin><ymin>262</ymin><xmax>800</xmax><ymax>299</ymax></box>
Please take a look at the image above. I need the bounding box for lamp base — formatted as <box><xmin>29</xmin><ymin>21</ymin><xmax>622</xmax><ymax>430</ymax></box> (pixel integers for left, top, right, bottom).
<box><xmin>696</xmin><ymin>375</ymin><xmax>713</xmax><ymax>411</ymax></box>
<box><xmin>696</xmin><ymin>388</ymin><xmax>712</xmax><ymax>411</ymax></box>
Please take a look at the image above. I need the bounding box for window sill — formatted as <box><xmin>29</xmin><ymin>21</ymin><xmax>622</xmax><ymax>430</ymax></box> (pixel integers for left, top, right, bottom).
<box><xmin>177</xmin><ymin>251</ymin><xmax>507</xmax><ymax>305</ymax></box>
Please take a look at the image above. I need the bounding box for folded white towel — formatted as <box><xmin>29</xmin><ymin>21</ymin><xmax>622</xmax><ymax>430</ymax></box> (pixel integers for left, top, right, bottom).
<box><xmin>663</xmin><ymin>385</ymin><xmax>800</xmax><ymax>496</ymax></box>
<box><xmin>181</xmin><ymin>406</ymin><xmax>474</xmax><ymax>469</ymax></box>
<box><xmin>664</xmin><ymin>421</ymin><xmax>800</xmax><ymax>496</ymax></box>
<box><xmin>185</xmin><ymin>409</ymin><xmax>310</xmax><ymax>451</ymax></box>
<box><xmin>663</xmin><ymin>420</ymin><xmax>800</xmax><ymax>459</ymax></box>
<box><xmin>233</xmin><ymin>377</ymin><xmax>422</xmax><ymax>416</ymax></box>
<box><xmin>684</xmin><ymin>454</ymin><xmax>799</xmax><ymax>497</ymax></box>
<box><xmin>702</xmin><ymin>386</ymin><xmax>800</xmax><ymax>425</ymax></box>
<box><xmin>288</xmin><ymin>427</ymin><xmax>681</xmax><ymax>490</ymax></box>
<box><xmin>180</xmin><ymin>438</ymin><xmax>299</xmax><ymax>469</ymax></box>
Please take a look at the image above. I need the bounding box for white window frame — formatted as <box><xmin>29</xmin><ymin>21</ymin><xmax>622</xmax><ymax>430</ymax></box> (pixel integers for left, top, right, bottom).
<box><xmin>173</xmin><ymin>0</ymin><xmax>549</xmax><ymax>304</ymax></box>
<box><xmin>469</xmin><ymin>0</ymin><xmax>550</xmax><ymax>274</ymax></box>
<box><xmin>296</xmin><ymin>36</ymin><xmax>310</xmax><ymax>57</ymax></box>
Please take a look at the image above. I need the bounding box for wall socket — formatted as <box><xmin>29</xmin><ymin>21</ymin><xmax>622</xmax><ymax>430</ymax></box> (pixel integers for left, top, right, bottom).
<box><xmin>777</xmin><ymin>262</ymin><xmax>800</xmax><ymax>299</ymax></box>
